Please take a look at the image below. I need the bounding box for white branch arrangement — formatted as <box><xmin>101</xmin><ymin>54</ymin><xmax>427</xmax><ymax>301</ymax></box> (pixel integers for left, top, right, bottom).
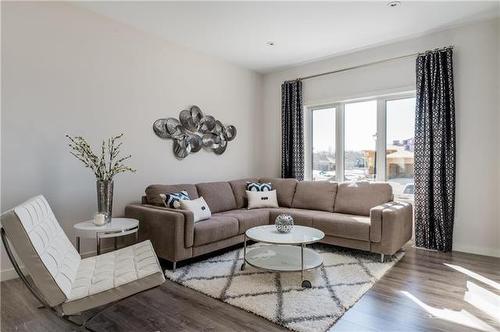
<box><xmin>66</xmin><ymin>133</ymin><xmax>136</xmax><ymax>181</ymax></box>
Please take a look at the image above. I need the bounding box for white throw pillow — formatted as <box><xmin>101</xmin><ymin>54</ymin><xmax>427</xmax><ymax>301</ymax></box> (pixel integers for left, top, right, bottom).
<box><xmin>180</xmin><ymin>197</ymin><xmax>212</xmax><ymax>222</ymax></box>
<box><xmin>246</xmin><ymin>190</ymin><xmax>279</xmax><ymax>209</ymax></box>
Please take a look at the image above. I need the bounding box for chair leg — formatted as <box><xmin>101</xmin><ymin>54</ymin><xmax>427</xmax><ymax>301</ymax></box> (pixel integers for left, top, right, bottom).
<box><xmin>63</xmin><ymin>285</ymin><xmax>162</xmax><ymax>331</ymax></box>
<box><xmin>172</xmin><ymin>261</ymin><xmax>177</xmax><ymax>272</ymax></box>
<box><xmin>380</xmin><ymin>253</ymin><xmax>385</xmax><ymax>263</ymax></box>
<box><xmin>62</xmin><ymin>312</ymin><xmax>101</xmax><ymax>332</ymax></box>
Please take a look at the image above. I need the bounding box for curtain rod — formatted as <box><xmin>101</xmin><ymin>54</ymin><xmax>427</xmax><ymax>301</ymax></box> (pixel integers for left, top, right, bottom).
<box><xmin>292</xmin><ymin>45</ymin><xmax>454</xmax><ymax>82</ymax></box>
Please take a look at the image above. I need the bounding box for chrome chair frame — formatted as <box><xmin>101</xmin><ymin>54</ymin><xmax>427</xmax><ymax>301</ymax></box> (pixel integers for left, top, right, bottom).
<box><xmin>1</xmin><ymin>227</ymin><xmax>154</xmax><ymax>331</ymax></box>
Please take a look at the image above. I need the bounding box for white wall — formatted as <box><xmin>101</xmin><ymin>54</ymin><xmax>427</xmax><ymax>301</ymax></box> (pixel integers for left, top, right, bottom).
<box><xmin>1</xmin><ymin>2</ymin><xmax>263</xmax><ymax>278</ymax></box>
<box><xmin>261</xmin><ymin>18</ymin><xmax>500</xmax><ymax>257</ymax></box>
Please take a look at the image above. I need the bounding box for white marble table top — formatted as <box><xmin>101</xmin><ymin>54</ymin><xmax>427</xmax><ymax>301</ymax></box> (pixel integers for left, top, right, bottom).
<box><xmin>74</xmin><ymin>217</ymin><xmax>138</xmax><ymax>238</ymax></box>
<box><xmin>245</xmin><ymin>225</ymin><xmax>325</xmax><ymax>245</ymax></box>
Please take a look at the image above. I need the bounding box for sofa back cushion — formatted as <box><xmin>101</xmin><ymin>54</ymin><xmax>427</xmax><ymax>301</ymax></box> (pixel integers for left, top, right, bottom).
<box><xmin>196</xmin><ymin>181</ymin><xmax>237</xmax><ymax>213</ymax></box>
<box><xmin>145</xmin><ymin>184</ymin><xmax>198</xmax><ymax>206</ymax></box>
<box><xmin>292</xmin><ymin>181</ymin><xmax>338</xmax><ymax>212</ymax></box>
<box><xmin>259</xmin><ymin>177</ymin><xmax>298</xmax><ymax>207</ymax></box>
<box><xmin>228</xmin><ymin>178</ymin><xmax>258</xmax><ymax>209</ymax></box>
<box><xmin>334</xmin><ymin>182</ymin><xmax>393</xmax><ymax>216</ymax></box>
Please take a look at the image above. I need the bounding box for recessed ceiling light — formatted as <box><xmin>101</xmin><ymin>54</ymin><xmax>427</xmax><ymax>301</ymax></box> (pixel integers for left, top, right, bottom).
<box><xmin>266</xmin><ymin>41</ymin><xmax>276</xmax><ymax>47</ymax></box>
<box><xmin>387</xmin><ymin>1</ymin><xmax>401</xmax><ymax>7</ymax></box>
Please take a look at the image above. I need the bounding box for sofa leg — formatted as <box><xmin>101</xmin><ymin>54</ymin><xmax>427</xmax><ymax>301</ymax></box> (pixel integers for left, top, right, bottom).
<box><xmin>380</xmin><ymin>254</ymin><xmax>385</xmax><ymax>263</ymax></box>
<box><xmin>172</xmin><ymin>261</ymin><xmax>176</xmax><ymax>272</ymax></box>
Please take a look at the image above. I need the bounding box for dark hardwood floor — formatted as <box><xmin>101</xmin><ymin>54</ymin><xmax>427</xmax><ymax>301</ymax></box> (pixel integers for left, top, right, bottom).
<box><xmin>2</xmin><ymin>245</ymin><xmax>499</xmax><ymax>332</ymax></box>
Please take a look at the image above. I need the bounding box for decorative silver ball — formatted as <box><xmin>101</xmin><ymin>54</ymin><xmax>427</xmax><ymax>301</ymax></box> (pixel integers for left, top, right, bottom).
<box><xmin>275</xmin><ymin>214</ymin><xmax>294</xmax><ymax>233</ymax></box>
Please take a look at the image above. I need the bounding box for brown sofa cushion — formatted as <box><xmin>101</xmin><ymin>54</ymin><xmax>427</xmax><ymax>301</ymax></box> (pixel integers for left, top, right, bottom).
<box><xmin>228</xmin><ymin>178</ymin><xmax>258</xmax><ymax>209</ymax></box>
<box><xmin>312</xmin><ymin>212</ymin><xmax>370</xmax><ymax>241</ymax></box>
<box><xmin>196</xmin><ymin>181</ymin><xmax>237</xmax><ymax>213</ymax></box>
<box><xmin>292</xmin><ymin>181</ymin><xmax>338</xmax><ymax>212</ymax></box>
<box><xmin>145</xmin><ymin>184</ymin><xmax>198</xmax><ymax>206</ymax></box>
<box><xmin>334</xmin><ymin>182</ymin><xmax>393</xmax><ymax>216</ymax></box>
<box><xmin>258</xmin><ymin>177</ymin><xmax>298</xmax><ymax>207</ymax></box>
<box><xmin>217</xmin><ymin>209</ymin><xmax>270</xmax><ymax>234</ymax></box>
<box><xmin>193</xmin><ymin>216</ymin><xmax>239</xmax><ymax>246</ymax></box>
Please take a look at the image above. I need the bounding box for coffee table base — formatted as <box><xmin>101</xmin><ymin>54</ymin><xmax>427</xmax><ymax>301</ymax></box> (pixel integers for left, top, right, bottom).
<box><xmin>241</xmin><ymin>242</ymin><xmax>323</xmax><ymax>288</ymax></box>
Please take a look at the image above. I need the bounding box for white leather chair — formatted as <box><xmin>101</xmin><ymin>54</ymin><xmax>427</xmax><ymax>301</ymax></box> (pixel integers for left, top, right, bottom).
<box><xmin>1</xmin><ymin>195</ymin><xmax>165</xmax><ymax>330</ymax></box>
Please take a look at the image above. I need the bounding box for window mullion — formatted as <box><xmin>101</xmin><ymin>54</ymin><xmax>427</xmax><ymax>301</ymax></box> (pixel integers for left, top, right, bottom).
<box><xmin>336</xmin><ymin>103</ymin><xmax>344</xmax><ymax>181</ymax></box>
<box><xmin>376</xmin><ymin>99</ymin><xmax>386</xmax><ymax>181</ymax></box>
<box><xmin>304</xmin><ymin>107</ymin><xmax>312</xmax><ymax>180</ymax></box>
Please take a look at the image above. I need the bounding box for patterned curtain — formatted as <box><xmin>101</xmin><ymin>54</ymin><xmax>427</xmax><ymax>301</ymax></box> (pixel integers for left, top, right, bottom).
<box><xmin>414</xmin><ymin>48</ymin><xmax>456</xmax><ymax>252</ymax></box>
<box><xmin>281</xmin><ymin>80</ymin><xmax>304</xmax><ymax>180</ymax></box>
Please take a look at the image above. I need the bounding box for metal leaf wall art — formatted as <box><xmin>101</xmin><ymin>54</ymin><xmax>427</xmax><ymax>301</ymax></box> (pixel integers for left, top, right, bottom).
<box><xmin>153</xmin><ymin>105</ymin><xmax>237</xmax><ymax>159</ymax></box>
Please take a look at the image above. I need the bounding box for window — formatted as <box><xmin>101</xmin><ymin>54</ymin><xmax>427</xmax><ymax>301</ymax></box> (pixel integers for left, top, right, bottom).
<box><xmin>386</xmin><ymin>97</ymin><xmax>415</xmax><ymax>202</ymax></box>
<box><xmin>308</xmin><ymin>92</ymin><xmax>415</xmax><ymax>202</ymax></box>
<box><xmin>344</xmin><ymin>100</ymin><xmax>377</xmax><ymax>181</ymax></box>
<box><xmin>312</xmin><ymin>107</ymin><xmax>336</xmax><ymax>181</ymax></box>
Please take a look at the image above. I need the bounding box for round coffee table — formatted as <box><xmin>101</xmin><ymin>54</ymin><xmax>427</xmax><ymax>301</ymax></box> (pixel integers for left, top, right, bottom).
<box><xmin>241</xmin><ymin>225</ymin><xmax>325</xmax><ymax>288</ymax></box>
<box><xmin>73</xmin><ymin>218</ymin><xmax>139</xmax><ymax>255</ymax></box>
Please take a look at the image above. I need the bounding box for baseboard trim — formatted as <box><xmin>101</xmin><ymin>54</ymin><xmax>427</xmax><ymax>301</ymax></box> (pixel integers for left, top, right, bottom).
<box><xmin>1</xmin><ymin>267</ymin><xmax>26</xmax><ymax>281</ymax></box>
<box><xmin>453</xmin><ymin>245</ymin><xmax>500</xmax><ymax>258</ymax></box>
<box><xmin>413</xmin><ymin>243</ymin><xmax>500</xmax><ymax>258</ymax></box>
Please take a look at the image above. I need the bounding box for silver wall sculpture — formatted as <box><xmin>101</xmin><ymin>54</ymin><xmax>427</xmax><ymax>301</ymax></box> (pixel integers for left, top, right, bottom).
<box><xmin>153</xmin><ymin>105</ymin><xmax>237</xmax><ymax>159</ymax></box>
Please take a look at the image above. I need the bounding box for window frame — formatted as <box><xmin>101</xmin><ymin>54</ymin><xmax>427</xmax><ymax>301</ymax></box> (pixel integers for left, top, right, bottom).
<box><xmin>308</xmin><ymin>104</ymin><xmax>339</xmax><ymax>181</ymax></box>
<box><xmin>306</xmin><ymin>91</ymin><xmax>416</xmax><ymax>182</ymax></box>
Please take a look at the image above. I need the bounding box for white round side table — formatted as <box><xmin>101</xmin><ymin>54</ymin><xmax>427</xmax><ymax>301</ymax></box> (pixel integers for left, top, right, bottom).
<box><xmin>73</xmin><ymin>218</ymin><xmax>139</xmax><ymax>255</ymax></box>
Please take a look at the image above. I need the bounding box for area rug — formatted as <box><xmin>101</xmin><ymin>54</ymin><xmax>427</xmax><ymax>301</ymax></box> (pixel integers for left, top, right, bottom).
<box><xmin>165</xmin><ymin>243</ymin><xmax>404</xmax><ymax>332</ymax></box>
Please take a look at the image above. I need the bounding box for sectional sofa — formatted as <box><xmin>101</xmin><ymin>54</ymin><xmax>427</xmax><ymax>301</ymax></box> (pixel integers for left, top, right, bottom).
<box><xmin>125</xmin><ymin>178</ymin><xmax>413</xmax><ymax>270</ymax></box>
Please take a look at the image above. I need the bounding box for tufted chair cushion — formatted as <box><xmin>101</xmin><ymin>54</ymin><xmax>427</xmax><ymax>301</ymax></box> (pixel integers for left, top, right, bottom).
<box><xmin>1</xmin><ymin>195</ymin><xmax>81</xmax><ymax>306</ymax></box>
<box><xmin>62</xmin><ymin>240</ymin><xmax>165</xmax><ymax>315</ymax></box>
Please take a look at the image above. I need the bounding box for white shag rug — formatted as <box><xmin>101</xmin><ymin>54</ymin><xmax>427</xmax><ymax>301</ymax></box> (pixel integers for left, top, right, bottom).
<box><xmin>165</xmin><ymin>243</ymin><xmax>404</xmax><ymax>332</ymax></box>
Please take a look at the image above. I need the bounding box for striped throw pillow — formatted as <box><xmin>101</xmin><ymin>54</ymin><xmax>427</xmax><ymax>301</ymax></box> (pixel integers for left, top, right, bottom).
<box><xmin>246</xmin><ymin>182</ymin><xmax>272</xmax><ymax>192</ymax></box>
<box><xmin>160</xmin><ymin>191</ymin><xmax>191</xmax><ymax>209</ymax></box>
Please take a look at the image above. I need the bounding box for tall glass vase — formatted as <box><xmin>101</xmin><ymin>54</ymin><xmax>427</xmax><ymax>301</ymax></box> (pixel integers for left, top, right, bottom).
<box><xmin>96</xmin><ymin>180</ymin><xmax>113</xmax><ymax>223</ymax></box>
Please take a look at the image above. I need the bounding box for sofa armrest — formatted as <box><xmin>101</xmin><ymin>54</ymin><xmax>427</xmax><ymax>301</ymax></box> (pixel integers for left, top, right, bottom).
<box><xmin>370</xmin><ymin>201</ymin><xmax>413</xmax><ymax>254</ymax></box>
<box><xmin>125</xmin><ymin>204</ymin><xmax>194</xmax><ymax>262</ymax></box>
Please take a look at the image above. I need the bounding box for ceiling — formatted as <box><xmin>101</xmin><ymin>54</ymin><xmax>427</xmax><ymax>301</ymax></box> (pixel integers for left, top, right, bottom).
<box><xmin>77</xmin><ymin>1</ymin><xmax>500</xmax><ymax>73</ymax></box>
